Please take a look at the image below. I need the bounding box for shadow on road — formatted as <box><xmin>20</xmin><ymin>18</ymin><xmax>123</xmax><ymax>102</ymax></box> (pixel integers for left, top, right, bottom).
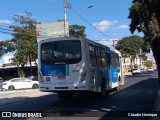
<box><xmin>41</xmin><ymin>78</ymin><xmax>159</xmax><ymax>119</ymax></box>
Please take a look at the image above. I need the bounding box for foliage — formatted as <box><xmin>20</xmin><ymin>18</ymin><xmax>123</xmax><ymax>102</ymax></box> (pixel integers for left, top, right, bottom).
<box><xmin>116</xmin><ymin>35</ymin><xmax>146</xmax><ymax>58</ymax></box>
<box><xmin>0</xmin><ymin>11</ymin><xmax>38</xmax><ymax>77</ymax></box>
<box><xmin>116</xmin><ymin>35</ymin><xmax>149</xmax><ymax>69</ymax></box>
<box><xmin>145</xmin><ymin>60</ymin><xmax>153</xmax><ymax>68</ymax></box>
<box><xmin>128</xmin><ymin>0</ymin><xmax>160</xmax><ymax>79</ymax></box>
<box><xmin>0</xmin><ymin>40</ymin><xmax>15</xmax><ymax>57</ymax></box>
<box><xmin>9</xmin><ymin>11</ymin><xmax>38</xmax><ymax>77</ymax></box>
<box><xmin>69</xmin><ymin>24</ymin><xmax>86</xmax><ymax>38</ymax></box>
<box><xmin>128</xmin><ymin>0</ymin><xmax>160</xmax><ymax>42</ymax></box>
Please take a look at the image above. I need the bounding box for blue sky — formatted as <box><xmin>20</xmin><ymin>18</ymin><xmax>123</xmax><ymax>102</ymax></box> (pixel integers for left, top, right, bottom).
<box><xmin>0</xmin><ymin>0</ymin><xmax>145</xmax><ymax>62</ymax></box>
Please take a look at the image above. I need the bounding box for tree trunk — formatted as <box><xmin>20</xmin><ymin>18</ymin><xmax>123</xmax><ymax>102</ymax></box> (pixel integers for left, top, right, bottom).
<box><xmin>151</xmin><ymin>37</ymin><xmax>160</xmax><ymax>82</ymax></box>
<box><xmin>130</xmin><ymin>58</ymin><xmax>133</xmax><ymax>72</ymax></box>
<box><xmin>29</xmin><ymin>56</ymin><xmax>33</xmax><ymax>76</ymax></box>
<box><xmin>18</xmin><ymin>67</ymin><xmax>25</xmax><ymax>77</ymax></box>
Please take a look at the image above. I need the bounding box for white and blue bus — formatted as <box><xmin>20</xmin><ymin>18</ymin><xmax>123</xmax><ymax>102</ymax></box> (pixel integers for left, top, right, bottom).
<box><xmin>38</xmin><ymin>37</ymin><xmax>124</xmax><ymax>100</ymax></box>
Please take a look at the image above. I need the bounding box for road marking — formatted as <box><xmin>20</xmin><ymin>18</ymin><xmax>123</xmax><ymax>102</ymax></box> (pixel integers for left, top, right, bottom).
<box><xmin>90</xmin><ymin>108</ymin><xmax>112</xmax><ymax>112</ymax></box>
<box><xmin>101</xmin><ymin>108</ymin><xmax>112</xmax><ymax>111</ymax></box>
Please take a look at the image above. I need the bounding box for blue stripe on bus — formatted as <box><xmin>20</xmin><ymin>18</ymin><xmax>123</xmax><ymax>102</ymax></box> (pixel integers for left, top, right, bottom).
<box><xmin>41</xmin><ymin>64</ymin><xmax>66</xmax><ymax>76</ymax></box>
<box><xmin>111</xmin><ymin>67</ymin><xmax>118</xmax><ymax>83</ymax></box>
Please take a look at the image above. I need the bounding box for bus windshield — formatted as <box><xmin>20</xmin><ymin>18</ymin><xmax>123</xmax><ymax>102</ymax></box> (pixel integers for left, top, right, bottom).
<box><xmin>41</xmin><ymin>40</ymin><xmax>82</xmax><ymax>64</ymax></box>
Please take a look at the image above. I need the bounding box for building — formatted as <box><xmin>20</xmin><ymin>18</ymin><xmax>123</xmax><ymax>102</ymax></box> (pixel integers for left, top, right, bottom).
<box><xmin>0</xmin><ymin>56</ymin><xmax>37</xmax><ymax>81</ymax></box>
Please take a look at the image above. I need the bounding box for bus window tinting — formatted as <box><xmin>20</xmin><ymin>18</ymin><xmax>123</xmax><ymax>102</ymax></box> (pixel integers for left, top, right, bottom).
<box><xmin>41</xmin><ymin>40</ymin><xmax>82</xmax><ymax>64</ymax></box>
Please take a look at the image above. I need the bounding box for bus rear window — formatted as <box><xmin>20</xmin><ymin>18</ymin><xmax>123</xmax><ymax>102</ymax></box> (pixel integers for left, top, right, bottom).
<box><xmin>41</xmin><ymin>40</ymin><xmax>82</xmax><ymax>64</ymax></box>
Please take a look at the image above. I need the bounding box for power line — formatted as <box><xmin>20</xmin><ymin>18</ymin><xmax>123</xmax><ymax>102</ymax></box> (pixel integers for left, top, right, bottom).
<box><xmin>67</xmin><ymin>1</ymin><xmax>112</xmax><ymax>39</ymax></box>
<box><xmin>0</xmin><ymin>28</ymin><xmax>36</xmax><ymax>38</ymax></box>
<box><xmin>0</xmin><ymin>26</ymin><xmax>15</xmax><ymax>35</ymax></box>
<box><xmin>0</xmin><ymin>30</ymin><xmax>13</xmax><ymax>35</ymax></box>
<box><xmin>0</xmin><ymin>27</ymin><xmax>13</xmax><ymax>32</ymax></box>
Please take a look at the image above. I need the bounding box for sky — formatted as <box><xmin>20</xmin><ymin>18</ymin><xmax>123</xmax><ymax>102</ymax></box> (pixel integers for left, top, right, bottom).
<box><xmin>0</xmin><ymin>0</ymin><xmax>145</xmax><ymax>63</ymax></box>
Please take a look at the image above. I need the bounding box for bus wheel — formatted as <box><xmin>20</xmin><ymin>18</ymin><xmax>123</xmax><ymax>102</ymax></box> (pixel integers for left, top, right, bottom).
<box><xmin>118</xmin><ymin>77</ymin><xmax>121</xmax><ymax>85</ymax></box>
<box><xmin>58</xmin><ymin>92</ymin><xmax>72</xmax><ymax>101</ymax></box>
<box><xmin>113</xmin><ymin>87</ymin><xmax>119</xmax><ymax>92</ymax></box>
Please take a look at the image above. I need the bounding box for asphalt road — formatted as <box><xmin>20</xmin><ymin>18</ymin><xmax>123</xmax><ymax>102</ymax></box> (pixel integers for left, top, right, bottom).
<box><xmin>0</xmin><ymin>71</ymin><xmax>159</xmax><ymax>120</ymax></box>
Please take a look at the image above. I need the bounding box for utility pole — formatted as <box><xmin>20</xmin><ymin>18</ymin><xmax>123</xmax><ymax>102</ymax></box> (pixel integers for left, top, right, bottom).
<box><xmin>63</xmin><ymin>0</ymin><xmax>69</xmax><ymax>37</ymax></box>
<box><xmin>113</xmin><ymin>40</ymin><xmax>118</xmax><ymax>48</ymax></box>
<box><xmin>113</xmin><ymin>40</ymin><xmax>115</xmax><ymax>48</ymax></box>
<box><xmin>139</xmin><ymin>48</ymin><xmax>142</xmax><ymax>67</ymax></box>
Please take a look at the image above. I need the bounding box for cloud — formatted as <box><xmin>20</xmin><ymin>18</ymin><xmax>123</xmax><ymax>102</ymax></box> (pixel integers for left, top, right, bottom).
<box><xmin>0</xmin><ymin>19</ymin><xmax>12</xmax><ymax>24</ymax></box>
<box><xmin>117</xmin><ymin>25</ymin><xmax>129</xmax><ymax>29</ymax></box>
<box><xmin>93</xmin><ymin>20</ymin><xmax>118</xmax><ymax>31</ymax></box>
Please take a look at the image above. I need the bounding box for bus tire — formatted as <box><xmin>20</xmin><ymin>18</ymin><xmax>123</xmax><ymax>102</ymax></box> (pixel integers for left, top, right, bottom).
<box><xmin>118</xmin><ymin>76</ymin><xmax>121</xmax><ymax>85</ymax></box>
<box><xmin>113</xmin><ymin>87</ymin><xmax>119</xmax><ymax>92</ymax></box>
<box><xmin>58</xmin><ymin>91</ymin><xmax>72</xmax><ymax>101</ymax></box>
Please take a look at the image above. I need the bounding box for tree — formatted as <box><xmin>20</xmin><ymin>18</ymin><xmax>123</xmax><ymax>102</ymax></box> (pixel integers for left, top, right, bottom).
<box><xmin>145</xmin><ymin>60</ymin><xmax>153</xmax><ymax>68</ymax></box>
<box><xmin>10</xmin><ymin>11</ymin><xmax>38</xmax><ymax>77</ymax></box>
<box><xmin>116</xmin><ymin>35</ymin><xmax>148</xmax><ymax>69</ymax></box>
<box><xmin>0</xmin><ymin>11</ymin><xmax>39</xmax><ymax>77</ymax></box>
<box><xmin>69</xmin><ymin>24</ymin><xmax>86</xmax><ymax>38</ymax></box>
<box><xmin>128</xmin><ymin>0</ymin><xmax>160</xmax><ymax>79</ymax></box>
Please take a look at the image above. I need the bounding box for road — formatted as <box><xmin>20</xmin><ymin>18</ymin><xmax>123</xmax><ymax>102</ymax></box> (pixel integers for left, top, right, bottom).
<box><xmin>0</xmin><ymin>71</ymin><xmax>159</xmax><ymax>120</ymax></box>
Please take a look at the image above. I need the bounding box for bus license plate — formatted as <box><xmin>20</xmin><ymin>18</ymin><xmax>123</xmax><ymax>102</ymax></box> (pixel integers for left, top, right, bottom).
<box><xmin>57</xmin><ymin>76</ymin><xmax>66</xmax><ymax>80</ymax></box>
<box><xmin>46</xmin><ymin>77</ymin><xmax>51</xmax><ymax>82</ymax></box>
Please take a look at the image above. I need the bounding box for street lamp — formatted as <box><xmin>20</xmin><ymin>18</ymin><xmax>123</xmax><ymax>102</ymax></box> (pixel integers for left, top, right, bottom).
<box><xmin>72</xmin><ymin>5</ymin><xmax>94</xmax><ymax>23</ymax></box>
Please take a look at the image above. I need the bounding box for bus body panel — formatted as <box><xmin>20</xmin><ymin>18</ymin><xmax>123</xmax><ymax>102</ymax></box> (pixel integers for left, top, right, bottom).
<box><xmin>109</xmin><ymin>66</ymin><xmax>119</xmax><ymax>88</ymax></box>
<box><xmin>38</xmin><ymin>38</ymin><xmax>92</xmax><ymax>92</ymax></box>
<box><xmin>119</xmin><ymin>56</ymin><xmax>124</xmax><ymax>86</ymax></box>
<box><xmin>108</xmin><ymin>49</ymin><xmax>123</xmax><ymax>89</ymax></box>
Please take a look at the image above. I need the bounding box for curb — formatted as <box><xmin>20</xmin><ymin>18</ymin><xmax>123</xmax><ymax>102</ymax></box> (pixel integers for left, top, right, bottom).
<box><xmin>0</xmin><ymin>89</ymin><xmax>39</xmax><ymax>94</ymax></box>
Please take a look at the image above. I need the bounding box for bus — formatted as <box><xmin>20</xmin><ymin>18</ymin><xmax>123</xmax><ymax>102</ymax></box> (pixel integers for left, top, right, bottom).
<box><xmin>38</xmin><ymin>37</ymin><xmax>124</xmax><ymax>100</ymax></box>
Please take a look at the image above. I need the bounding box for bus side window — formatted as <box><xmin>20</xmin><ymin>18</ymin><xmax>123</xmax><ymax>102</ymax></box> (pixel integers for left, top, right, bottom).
<box><xmin>106</xmin><ymin>53</ymin><xmax>110</xmax><ymax>68</ymax></box>
<box><xmin>89</xmin><ymin>45</ymin><xmax>96</xmax><ymax>66</ymax></box>
<box><xmin>96</xmin><ymin>48</ymin><xmax>101</xmax><ymax>66</ymax></box>
<box><xmin>101</xmin><ymin>49</ymin><xmax>106</xmax><ymax>66</ymax></box>
<box><xmin>111</xmin><ymin>53</ymin><xmax>116</xmax><ymax>67</ymax></box>
<box><xmin>111</xmin><ymin>53</ymin><xmax>119</xmax><ymax>68</ymax></box>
